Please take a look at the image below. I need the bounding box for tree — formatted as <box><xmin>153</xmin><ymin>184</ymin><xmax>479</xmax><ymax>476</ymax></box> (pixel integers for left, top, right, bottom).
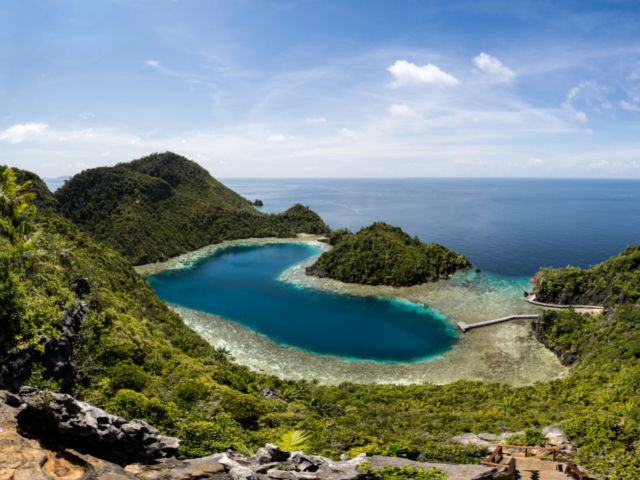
<box><xmin>0</xmin><ymin>167</ymin><xmax>36</xmax><ymax>246</ymax></box>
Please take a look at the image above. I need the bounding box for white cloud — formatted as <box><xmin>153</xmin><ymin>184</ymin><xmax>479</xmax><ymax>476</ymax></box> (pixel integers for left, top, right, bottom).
<box><xmin>80</xmin><ymin>112</ymin><xmax>95</xmax><ymax>120</ymax></box>
<box><xmin>267</xmin><ymin>134</ymin><xmax>286</xmax><ymax>141</ymax></box>
<box><xmin>587</xmin><ymin>160</ymin><xmax>640</xmax><ymax>169</ymax></box>
<box><xmin>306</xmin><ymin>117</ymin><xmax>327</xmax><ymax>124</ymax></box>
<box><xmin>528</xmin><ymin>158</ymin><xmax>543</xmax><ymax>166</ymax></box>
<box><xmin>472</xmin><ymin>53</ymin><xmax>515</xmax><ymax>84</ymax></box>
<box><xmin>146</xmin><ymin>60</ymin><xmax>160</xmax><ymax>68</ymax></box>
<box><xmin>387</xmin><ymin>60</ymin><xmax>459</xmax><ymax>88</ymax></box>
<box><xmin>388</xmin><ymin>104</ymin><xmax>418</xmax><ymax>117</ymax></box>
<box><xmin>453</xmin><ymin>159</ymin><xmax>487</xmax><ymax>166</ymax></box>
<box><xmin>338</xmin><ymin>128</ymin><xmax>358</xmax><ymax>138</ymax></box>
<box><xmin>621</xmin><ymin>100</ymin><xmax>640</xmax><ymax>112</ymax></box>
<box><xmin>562</xmin><ymin>87</ymin><xmax>588</xmax><ymax>122</ymax></box>
<box><xmin>68</xmin><ymin>161</ymin><xmax>89</xmax><ymax>170</ymax></box>
<box><xmin>0</xmin><ymin>123</ymin><xmax>50</xmax><ymax>143</ymax></box>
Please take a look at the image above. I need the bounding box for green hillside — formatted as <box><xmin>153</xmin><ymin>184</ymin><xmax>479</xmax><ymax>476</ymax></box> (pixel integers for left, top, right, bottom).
<box><xmin>309</xmin><ymin>223</ymin><xmax>472</xmax><ymax>286</ymax></box>
<box><xmin>55</xmin><ymin>152</ymin><xmax>329</xmax><ymax>264</ymax></box>
<box><xmin>533</xmin><ymin>245</ymin><xmax>640</xmax><ymax>306</ymax></box>
<box><xmin>2</xmin><ymin>165</ymin><xmax>640</xmax><ymax>478</ymax></box>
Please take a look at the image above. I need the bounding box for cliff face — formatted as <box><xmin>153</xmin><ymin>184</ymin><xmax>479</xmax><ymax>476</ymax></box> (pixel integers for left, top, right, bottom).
<box><xmin>0</xmin><ymin>302</ymin><xmax>87</xmax><ymax>392</ymax></box>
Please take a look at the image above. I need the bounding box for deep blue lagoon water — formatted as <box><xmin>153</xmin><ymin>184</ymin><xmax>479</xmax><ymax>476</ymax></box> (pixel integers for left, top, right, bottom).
<box><xmin>147</xmin><ymin>178</ymin><xmax>640</xmax><ymax>362</ymax></box>
<box><xmin>148</xmin><ymin>244</ymin><xmax>457</xmax><ymax>361</ymax></box>
<box><xmin>224</xmin><ymin>178</ymin><xmax>640</xmax><ymax>277</ymax></box>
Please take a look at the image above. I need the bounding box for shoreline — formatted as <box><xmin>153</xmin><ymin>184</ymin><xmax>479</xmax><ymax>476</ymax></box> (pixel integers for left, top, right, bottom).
<box><xmin>136</xmin><ymin>236</ymin><xmax>568</xmax><ymax>386</ymax></box>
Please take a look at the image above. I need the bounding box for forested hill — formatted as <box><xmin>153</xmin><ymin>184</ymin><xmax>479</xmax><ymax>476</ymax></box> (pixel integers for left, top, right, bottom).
<box><xmin>533</xmin><ymin>245</ymin><xmax>640</xmax><ymax>306</ymax></box>
<box><xmin>307</xmin><ymin>222</ymin><xmax>472</xmax><ymax>287</ymax></box>
<box><xmin>55</xmin><ymin>152</ymin><xmax>329</xmax><ymax>264</ymax></box>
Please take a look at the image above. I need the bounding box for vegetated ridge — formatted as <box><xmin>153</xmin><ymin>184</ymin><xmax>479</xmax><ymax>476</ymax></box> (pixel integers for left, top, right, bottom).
<box><xmin>2</xmin><ymin>164</ymin><xmax>640</xmax><ymax>478</ymax></box>
<box><xmin>532</xmin><ymin>245</ymin><xmax>640</xmax><ymax>306</ymax></box>
<box><xmin>306</xmin><ymin>223</ymin><xmax>472</xmax><ymax>287</ymax></box>
<box><xmin>55</xmin><ymin>152</ymin><xmax>329</xmax><ymax>264</ymax></box>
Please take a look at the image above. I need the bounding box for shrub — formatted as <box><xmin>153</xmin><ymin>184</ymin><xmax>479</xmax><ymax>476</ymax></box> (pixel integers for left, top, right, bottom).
<box><xmin>174</xmin><ymin>415</ymin><xmax>243</xmax><ymax>458</ymax></box>
<box><xmin>108</xmin><ymin>363</ymin><xmax>150</xmax><ymax>392</ymax></box>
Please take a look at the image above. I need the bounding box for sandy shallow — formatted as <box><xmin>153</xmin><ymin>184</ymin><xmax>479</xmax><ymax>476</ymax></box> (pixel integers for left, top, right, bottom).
<box><xmin>136</xmin><ymin>235</ymin><xmax>568</xmax><ymax>386</ymax></box>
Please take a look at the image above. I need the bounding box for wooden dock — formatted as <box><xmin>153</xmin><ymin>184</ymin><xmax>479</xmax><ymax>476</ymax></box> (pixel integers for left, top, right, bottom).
<box><xmin>457</xmin><ymin>315</ymin><xmax>540</xmax><ymax>332</ymax></box>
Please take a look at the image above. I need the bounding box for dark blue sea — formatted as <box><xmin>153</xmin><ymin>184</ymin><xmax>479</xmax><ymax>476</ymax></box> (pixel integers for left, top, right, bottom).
<box><xmin>224</xmin><ymin>178</ymin><xmax>640</xmax><ymax>277</ymax></box>
<box><xmin>146</xmin><ymin>178</ymin><xmax>640</xmax><ymax>362</ymax></box>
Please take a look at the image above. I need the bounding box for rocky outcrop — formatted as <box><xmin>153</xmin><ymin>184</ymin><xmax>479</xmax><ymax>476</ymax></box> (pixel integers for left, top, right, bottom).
<box><xmin>305</xmin><ymin>264</ymin><xmax>330</xmax><ymax>278</ymax></box>
<box><xmin>0</xmin><ymin>301</ymin><xmax>87</xmax><ymax>392</ymax></box>
<box><xmin>451</xmin><ymin>432</ymin><xmax>524</xmax><ymax>448</ymax></box>
<box><xmin>541</xmin><ymin>426</ymin><xmax>572</xmax><ymax>449</ymax></box>
<box><xmin>0</xmin><ymin>390</ymin><xmax>138</xmax><ymax>480</ymax></box>
<box><xmin>1</xmin><ymin>389</ymin><xmax>499</xmax><ymax>480</ymax></box>
<box><xmin>12</xmin><ymin>386</ymin><xmax>180</xmax><ymax>464</ymax></box>
<box><xmin>452</xmin><ymin>427</ymin><xmax>573</xmax><ymax>452</ymax></box>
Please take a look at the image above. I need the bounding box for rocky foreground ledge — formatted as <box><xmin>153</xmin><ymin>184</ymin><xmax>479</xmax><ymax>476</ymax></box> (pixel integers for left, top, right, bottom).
<box><xmin>0</xmin><ymin>388</ymin><xmax>498</xmax><ymax>480</ymax></box>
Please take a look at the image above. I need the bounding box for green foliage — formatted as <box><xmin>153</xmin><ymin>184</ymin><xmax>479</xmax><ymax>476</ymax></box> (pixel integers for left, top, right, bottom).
<box><xmin>277</xmin><ymin>430</ymin><xmax>311</xmax><ymax>451</ymax></box>
<box><xmin>507</xmin><ymin>429</ymin><xmax>546</xmax><ymax>447</ymax></box>
<box><xmin>535</xmin><ymin>245</ymin><xmax>640</xmax><ymax>306</ymax></box>
<box><xmin>372</xmin><ymin>466</ymin><xmax>447</xmax><ymax>480</ymax></box>
<box><xmin>174</xmin><ymin>415</ymin><xmax>244</xmax><ymax>458</ymax></box>
<box><xmin>0</xmin><ymin>167</ymin><xmax>36</xmax><ymax>246</ymax></box>
<box><xmin>55</xmin><ymin>152</ymin><xmax>329</xmax><ymax>264</ymax></box>
<box><xmin>108</xmin><ymin>363</ymin><xmax>151</xmax><ymax>392</ymax></box>
<box><xmin>0</xmin><ymin>167</ymin><xmax>74</xmax><ymax>351</ymax></box>
<box><xmin>313</xmin><ymin>223</ymin><xmax>472</xmax><ymax>286</ymax></box>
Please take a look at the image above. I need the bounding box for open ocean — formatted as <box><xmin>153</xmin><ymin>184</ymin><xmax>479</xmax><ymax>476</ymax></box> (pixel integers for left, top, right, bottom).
<box><xmin>223</xmin><ymin>178</ymin><xmax>640</xmax><ymax>278</ymax></box>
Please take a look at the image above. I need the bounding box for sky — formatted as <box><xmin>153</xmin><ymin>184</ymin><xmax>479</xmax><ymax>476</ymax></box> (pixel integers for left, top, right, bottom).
<box><xmin>2</xmin><ymin>0</ymin><xmax>640</xmax><ymax>178</ymax></box>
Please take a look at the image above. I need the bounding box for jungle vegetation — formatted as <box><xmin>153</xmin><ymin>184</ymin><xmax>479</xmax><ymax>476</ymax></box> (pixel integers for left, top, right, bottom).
<box><xmin>55</xmin><ymin>152</ymin><xmax>329</xmax><ymax>264</ymax></box>
<box><xmin>2</xmin><ymin>164</ymin><xmax>640</xmax><ymax>479</ymax></box>
<box><xmin>533</xmin><ymin>245</ymin><xmax>640</xmax><ymax>306</ymax></box>
<box><xmin>310</xmin><ymin>223</ymin><xmax>472</xmax><ymax>287</ymax></box>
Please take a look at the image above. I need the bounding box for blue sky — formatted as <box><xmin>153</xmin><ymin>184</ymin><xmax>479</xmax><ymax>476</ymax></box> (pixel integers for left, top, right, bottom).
<box><xmin>2</xmin><ymin>0</ymin><xmax>640</xmax><ymax>178</ymax></box>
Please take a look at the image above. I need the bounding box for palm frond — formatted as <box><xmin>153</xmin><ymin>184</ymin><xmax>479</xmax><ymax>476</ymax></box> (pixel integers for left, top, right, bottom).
<box><xmin>276</xmin><ymin>430</ymin><xmax>311</xmax><ymax>452</ymax></box>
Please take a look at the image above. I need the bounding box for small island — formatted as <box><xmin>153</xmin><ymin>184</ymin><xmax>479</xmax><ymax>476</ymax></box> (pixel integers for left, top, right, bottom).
<box><xmin>306</xmin><ymin>222</ymin><xmax>473</xmax><ymax>287</ymax></box>
<box><xmin>252</xmin><ymin>199</ymin><xmax>264</xmax><ymax>206</ymax></box>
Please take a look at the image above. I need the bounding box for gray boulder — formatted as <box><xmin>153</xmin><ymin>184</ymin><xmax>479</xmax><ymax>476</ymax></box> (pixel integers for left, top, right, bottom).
<box><xmin>542</xmin><ymin>426</ymin><xmax>572</xmax><ymax>449</ymax></box>
<box><xmin>15</xmin><ymin>386</ymin><xmax>179</xmax><ymax>464</ymax></box>
<box><xmin>451</xmin><ymin>433</ymin><xmax>493</xmax><ymax>448</ymax></box>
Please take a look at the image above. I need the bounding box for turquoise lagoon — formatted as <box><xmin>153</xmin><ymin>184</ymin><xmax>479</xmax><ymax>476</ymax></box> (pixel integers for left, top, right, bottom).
<box><xmin>147</xmin><ymin>243</ymin><xmax>459</xmax><ymax>362</ymax></box>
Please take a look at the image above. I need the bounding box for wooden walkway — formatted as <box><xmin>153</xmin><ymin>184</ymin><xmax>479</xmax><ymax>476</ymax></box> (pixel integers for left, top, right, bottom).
<box><xmin>524</xmin><ymin>295</ymin><xmax>603</xmax><ymax>311</ymax></box>
<box><xmin>457</xmin><ymin>315</ymin><xmax>539</xmax><ymax>332</ymax></box>
<box><xmin>481</xmin><ymin>445</ymin><xmax>590</xmax><ymax>480</ymax></box>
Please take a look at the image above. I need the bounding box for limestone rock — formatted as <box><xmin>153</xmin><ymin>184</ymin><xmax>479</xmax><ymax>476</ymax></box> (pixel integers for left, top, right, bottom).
<box><xmin>542</xmin><ymin>426</ymin><xmax>572</xmax><ymax>449</ymax></box>
<box><xmin>15</xmin><ymin>386</ymin><xmax>180</xmax><ymax>464</ymax></box>
<box><xmin>0</xmin><ymin>391</ymin><xmax>136</xmax><ymax>480</ymax></box>
<box><xmin>451</xmin><ymin>433</ymin><xmax>493</xmax><ymax>448</ymax></box>
<box><xmin>0</xmin><ymin>302</ymin><xmax>87</xmax><ymax>392</ymax></box>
